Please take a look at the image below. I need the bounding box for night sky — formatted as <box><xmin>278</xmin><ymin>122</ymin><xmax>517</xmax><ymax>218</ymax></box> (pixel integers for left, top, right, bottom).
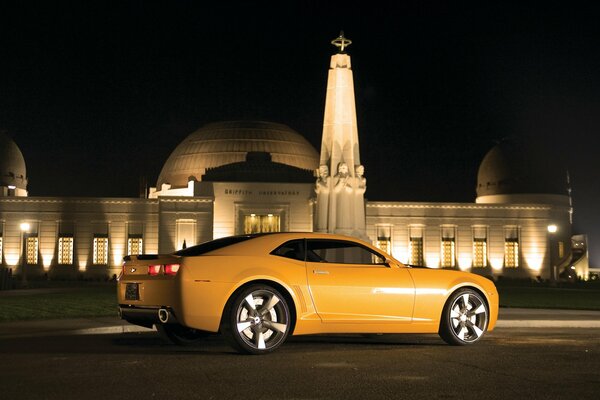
<box><xmin>1</xmin><ymin>2</ymin><xmax>599</xmax><ymax>265</ymax></box>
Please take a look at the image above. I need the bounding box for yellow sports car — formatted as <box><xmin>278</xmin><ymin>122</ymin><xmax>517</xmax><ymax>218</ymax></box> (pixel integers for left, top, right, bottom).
<box><xmin>117</xmin><ymin>232</ymin><xmax>498</xmax><ymax>354</ymax></box>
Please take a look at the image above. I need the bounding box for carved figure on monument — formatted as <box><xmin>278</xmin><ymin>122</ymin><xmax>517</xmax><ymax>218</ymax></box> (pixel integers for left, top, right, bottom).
<box><xmin>354</xmin><ymin>165</ymin><xmax>366</xmax><ymax>231</ymax></box>
<box><xmin>333</xmin><ymin>162</ymin><xmax>353</xmax><ymax>230</ymax></box>
<box><xmin>315</xmin><ymin>164</ymin><xmax>331</xmax><ymax>232</ymax></box>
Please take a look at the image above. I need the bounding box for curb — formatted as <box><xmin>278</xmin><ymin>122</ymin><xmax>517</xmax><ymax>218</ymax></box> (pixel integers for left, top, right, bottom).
<box><xmin>495</xmin><ymin>320</ymin><xmax>600</xmax><ymax>328</ymax></box>
<box><xmin>72</xmin><ymin>325</ymin><xmax>155</xmax><ymax>336</ymax></box>
<box><xmin>0</xmin><ymin>324</ymin><xmax>154</xmax><ymax>340</ymax></box>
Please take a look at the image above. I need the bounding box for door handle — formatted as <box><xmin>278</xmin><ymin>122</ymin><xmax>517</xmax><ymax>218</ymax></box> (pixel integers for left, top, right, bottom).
<box><xmin>313</xmin><ymin>270</ymin><xmax>329</xmax><ymax>275</ymax></box>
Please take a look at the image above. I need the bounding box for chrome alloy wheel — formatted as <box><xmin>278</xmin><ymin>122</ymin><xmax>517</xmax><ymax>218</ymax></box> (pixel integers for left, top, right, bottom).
<box><xmin>449</xmin><ymin>292</ymin><xmax>488</xmax><ymax>342</ymax></box>
<box><xmin>440</xmin><ymin>289</ymin><xmax>488</xmax><ymax>345</ymax></box>
<box><xmin>225</xmin><ymin>285</ymin><xmax>291</xmax><ymax>354</ymax></box>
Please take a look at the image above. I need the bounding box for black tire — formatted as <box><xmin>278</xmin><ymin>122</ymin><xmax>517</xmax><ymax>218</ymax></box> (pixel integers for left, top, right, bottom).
<box><xmin>439</xmin><ymin>288</ymin><xmax>489</xmax><ymax>346</ymax></box>
<box><xmin>156</xmin><ymin>324</ymin><xmax>212</xmax><ymax>346</ymax></box>
<box><xmin>221</xmin><ymin>284</ymin><xmax>291</xmax><ymax>355</ymax></box>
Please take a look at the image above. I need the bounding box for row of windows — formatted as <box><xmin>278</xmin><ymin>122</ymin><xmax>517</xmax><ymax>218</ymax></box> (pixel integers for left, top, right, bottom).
<box><xmin>404</xmin><ymin>237</ymin><xmax>519</xmax><ymax>268</ymax></box>
<box><xmin>376</xmin><ymin>225</ymin><xmax>521</xmax><ymax>268</ymax></box>
<box><xmin>0</xmin><ymin>236</ymin><xmax>143</xmax><ymax>266</ymax></box>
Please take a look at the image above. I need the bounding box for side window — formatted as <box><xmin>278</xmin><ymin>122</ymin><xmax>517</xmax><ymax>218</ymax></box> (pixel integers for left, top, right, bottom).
<box><xmin>306</xmin><ymin>240</ymin><xmax>386</xmax><ymax>265</ymax></box>
<box><xmin>271</xmin><ymin>240</ymin><xmax>305</xmax><ymax>261</ymax></box>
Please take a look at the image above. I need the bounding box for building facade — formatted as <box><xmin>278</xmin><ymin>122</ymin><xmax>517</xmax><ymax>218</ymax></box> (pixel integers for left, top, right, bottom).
<box><xmin>0</xmin><ymin>36</ymin><xmax>588</xmax><ymax>282</ymax></box>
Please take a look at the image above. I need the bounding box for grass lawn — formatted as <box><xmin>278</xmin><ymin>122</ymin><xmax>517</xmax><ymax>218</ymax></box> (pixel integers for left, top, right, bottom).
<box><xmin>498</xmin><ymin>285</ymin><xmax>600</xmax><ymax>310</ymax></box>
<box><xmin>0</xmin><ymin>284</ymin><xmax>118</xmax><ymax>322</ymax></box>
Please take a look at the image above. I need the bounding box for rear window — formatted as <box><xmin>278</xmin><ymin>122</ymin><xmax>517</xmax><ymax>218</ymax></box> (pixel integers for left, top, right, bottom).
<box><xmin>271</xmin><ymin>239</ymin><xmax>305</xmax><ymax>261</ymax></box>
<box><xmin>173</xmin><ymin>235</ymin><xmax>259</xmax><ymax>257</ymax></box>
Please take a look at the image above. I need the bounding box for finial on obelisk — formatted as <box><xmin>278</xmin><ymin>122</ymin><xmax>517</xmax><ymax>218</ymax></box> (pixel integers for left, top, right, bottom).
<box><xmin>331</xmin><ymin>31</ymin><xmax>352</xmax><ymax>53</ymax></box>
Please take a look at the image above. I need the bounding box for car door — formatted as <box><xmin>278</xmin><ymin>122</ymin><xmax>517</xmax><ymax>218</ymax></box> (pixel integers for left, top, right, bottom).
<box><xmin>306</xmin><ymin>239</ymin><xmax>415</xmax><ymax>323</ymax></box>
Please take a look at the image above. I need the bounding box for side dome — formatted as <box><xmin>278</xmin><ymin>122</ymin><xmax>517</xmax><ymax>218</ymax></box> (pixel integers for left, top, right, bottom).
<box><xmin>0</xmin><ymin>131</ymin><xmax>28</xmax><ymax>192</ymax></box>
<box><xmin>476</xmin><ymin>138</ymin><xmax>569</xmax><ymax>204</ymax></box>
<box><xmin>157</xmin><ymin>121</ymin><xmax>319</xmax><ymax>188</ymax></box>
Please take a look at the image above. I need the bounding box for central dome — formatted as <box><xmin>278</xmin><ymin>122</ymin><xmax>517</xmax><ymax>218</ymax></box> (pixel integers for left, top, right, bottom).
<box><xmin>157</xmin><ymin>121</ymin><xmax>319</xmax><ymax>188</ymax></box>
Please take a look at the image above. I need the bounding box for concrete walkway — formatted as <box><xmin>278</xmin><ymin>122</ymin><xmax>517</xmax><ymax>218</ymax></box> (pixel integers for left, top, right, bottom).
<box><xmin>0</xmin><ymin>308</ymin><xmax>599</xmax><ymax>339</ymax></box>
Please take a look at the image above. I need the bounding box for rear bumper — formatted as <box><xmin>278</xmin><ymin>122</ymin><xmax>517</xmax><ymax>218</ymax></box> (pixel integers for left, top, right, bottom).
<box><xmin>118</xmin><ymin>305</ymin><xmax>179</xmax><ymax>328</ymax></box>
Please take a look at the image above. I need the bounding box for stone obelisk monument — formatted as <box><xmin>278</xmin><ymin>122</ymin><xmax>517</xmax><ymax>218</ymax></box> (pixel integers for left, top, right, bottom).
<box><xmin>315</xmin><ymin>32</ymin><xmax>368</xmax><ymax>241</ymax></box>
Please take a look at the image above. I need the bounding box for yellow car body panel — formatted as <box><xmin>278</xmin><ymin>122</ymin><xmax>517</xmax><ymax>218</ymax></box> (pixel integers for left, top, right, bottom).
<box><xmin>117</xmin><ymin>232</ymin><xmax>498</xmax><ymax>337</ymax></box>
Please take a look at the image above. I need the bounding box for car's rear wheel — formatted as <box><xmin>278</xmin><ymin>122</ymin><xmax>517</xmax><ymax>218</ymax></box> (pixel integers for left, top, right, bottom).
<box><xmin>222</xmin><ymin>284</ymin><xmax>291</xmax><ymax>355</ymax></box>
<box><xmin>156</xmin><ymin>324</ymin><xmax>212</xmax><ymax>346</ymax></box>
<box><xmin>439</xmin><ymin>288</ymin><xmax>489</xmax><ymax>345</ymax></box>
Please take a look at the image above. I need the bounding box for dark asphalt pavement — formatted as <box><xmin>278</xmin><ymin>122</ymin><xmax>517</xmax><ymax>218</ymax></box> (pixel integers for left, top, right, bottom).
<box><xmin>0</xmin><ymin>327</ymin><xmax>598</xmax><ymax>399</ymax></box>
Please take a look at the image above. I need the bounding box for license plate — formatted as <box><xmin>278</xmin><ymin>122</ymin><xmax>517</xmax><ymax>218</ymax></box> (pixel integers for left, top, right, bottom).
<box><xmin>125</xmin><ymin>283</ymin><xmax>139</xmax><ymax>300</ymax></box>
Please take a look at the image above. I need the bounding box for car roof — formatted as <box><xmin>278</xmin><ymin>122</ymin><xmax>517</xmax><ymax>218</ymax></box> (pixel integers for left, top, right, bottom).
<box><xmin>202</xmin><ymin>232</ymin><xmax>394</xmax><ymax>259</ymax></box>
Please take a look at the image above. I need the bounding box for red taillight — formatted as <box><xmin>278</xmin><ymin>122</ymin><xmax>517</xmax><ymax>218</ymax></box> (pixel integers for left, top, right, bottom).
<box><xmin>164</xmin><ymin>264</ymin><xmax>180</xmax><ymax>276</ymax></box>
<box><xmin>147</xmin><ymin>264</ymin><xmax>179</xmax><ymax>276</ymax></box>
<box><xmin>148</xmin><ymin>265</ymin><xmax>161</xmax><ymax>276</ymax></box>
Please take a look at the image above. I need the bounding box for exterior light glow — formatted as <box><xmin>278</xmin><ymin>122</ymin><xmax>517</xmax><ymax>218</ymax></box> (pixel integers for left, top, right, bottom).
<box><xmin>547</xmin><ymin>224</ymin><xmax>557</xmax><ymax>233</ymax></box>
<box><xmin>42</xmin><ymin>254</ymin><xmax>53</xmax><ymax>270</ymax></box>
<box><xmin>458</xmin><ymin>255</ymin><xmax>472</xmax><ymax>271</ymax></box>
<box><xmin>20</xmin><ymin>222</ymin><xmax>31</xmax><ymax>232</ymax></box>
<box><xmin>425</xmin><ymin>253</ymin><xmax>439</xmax><ymax>268</ymax></box>
<box><xmin>113</xmin><ymin>248</ymin><xmax>124</xmax><ymax>266</ymax></box>
<box><xmin>5</xmin><ymin>253</ymin><xmax>19</xmax><ymax>266</ymax></box>
<box><xmin>267</xmin><ymin>214</ymin><xmax>273</xmax><ymax>217</ymax></box>
<box><xmin>8</xmin><ymin>185</ymin><xmax>16</xmax><ymax>189</ymax></box>
<box><xmin>250</xmin><ymin>214</ymin><xmax>256</xmax><ymax>217</ymax></box>
<box><xmin>393</xmin><ymin>245</ymin><xmax>408</xmax><ymax>264</ymax></box>
<box><xmin>489</xmin><ymin>256</ymin><xmax>503</xmax><ymax>271</ymax></box>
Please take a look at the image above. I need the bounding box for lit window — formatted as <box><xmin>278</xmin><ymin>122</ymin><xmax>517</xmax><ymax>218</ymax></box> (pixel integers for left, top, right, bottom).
<box><xmin>409</xmin><ymin>226</ymin><xmax>424</xmax><ymax>266</ymax></box>
<box><xmin>472</xmin><ymin>227</ymin><xmax>487</xmax><ymax>268</ymax></box>
<box><xmin>128</xmin><ymin>237</ymin><xmax>143</xmax><ymax>255</ymax></box>
<box><xmin>26</xmin><ymin>236</ymin><xmax>39</xmax><ymax>264</ymax></box>
<box><xmin>93</xmin><ymin>236</ymin><xmax>109</xmax><ymax>265</ymax></box>
<box><xmin>441</xmin><ymin>239</ymin><xmax>455</xmax><ymax>267</ymax></box>
<box><xmin>244</xmin><ymin>214</ymin><xmax>280</xmax><ymax>234</ymax></box>
<box><xmin>441</xmin><ymin>226</ymin><xmax>455</xmax><ymax>268</ymax></box>
<box><xmin>504</xmin><ymin>240</ymin><xmax>519</xmax><ymax>268</ymax></box>
<box><xmin>473</xmin><ymin>239</ymin><xmax>487</xmax><ymax>268</ymax></box>
<box><xmin>376</xmin><ymin>239</ymin><xmax>390</xmax><ymax>254</ymax></box>
<box><xmin>58</xmin><ymin>236</ymin><xmax>74</xmax><ymax>265</ymax></box>
<box><xmin>376</xmin><ymin>225</ymin><xmax>391</xmax><ymax>254</ymax></box>
<box><xmin>504</xmin><ymin>226</ymin><xmax>519</xmax><ymax>268</ymax></box>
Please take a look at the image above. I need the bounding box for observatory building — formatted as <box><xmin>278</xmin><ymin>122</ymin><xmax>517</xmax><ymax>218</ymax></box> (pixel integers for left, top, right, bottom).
<box><xmin>0</xmin><ymin>34</ymin><xmax>587</xmax><ymax>281</ymax></box>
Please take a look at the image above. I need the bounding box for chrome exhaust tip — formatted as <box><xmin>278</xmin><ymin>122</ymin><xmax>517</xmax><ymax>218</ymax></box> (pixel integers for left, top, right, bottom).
<box><xmin>158</xmin><ymin>308</ymin><xmax>170</xmax><ymax>324</ymax></box>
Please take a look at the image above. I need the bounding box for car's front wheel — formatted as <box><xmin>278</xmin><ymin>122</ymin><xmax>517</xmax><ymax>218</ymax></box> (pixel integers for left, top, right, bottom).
<box><xmin>222</xmin><ymin>284</ymin><xmax>291</xmax><ymax>354</ymax></box>
<box><xmin>439</xmin><ymin>288</ymin><xmax>489</xmax><ymax>345</ymax></box>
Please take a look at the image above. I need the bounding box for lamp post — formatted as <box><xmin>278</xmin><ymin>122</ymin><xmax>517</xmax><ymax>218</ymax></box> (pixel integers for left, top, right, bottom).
<box><xmin>20</xmin><ymin>222</ymin><xmax>30</xmax><ymax>286</ymax></box>
<box><xmin>547</xmin><ymin>224</ymin><xmax>557</xmax><ymax>284</ymax></box>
